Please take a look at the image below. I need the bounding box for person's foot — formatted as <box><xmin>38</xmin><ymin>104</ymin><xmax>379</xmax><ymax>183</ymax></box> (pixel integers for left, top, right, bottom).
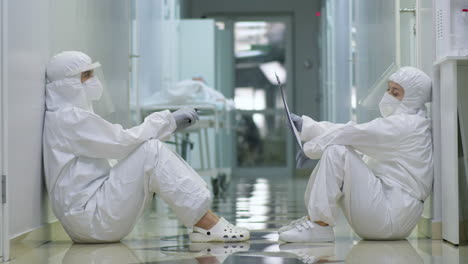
<box><xmin>278</xmin><ymin>216</ymin><xmax>309</xmax><ymax>233</ymax></box>
<box><xmin>190</xmin><ymin>217</ymin><xmax>250</xmax><ymax>242</ymax></box>
<box><xmin>279</xmin><ymin>217</ymin><xmax>334</xmax><ymax>243</ymax></box>
<box><xmin>280</xmin><ymin>243</ymin><xmax>335</xmax><ymax>264</ymax></box>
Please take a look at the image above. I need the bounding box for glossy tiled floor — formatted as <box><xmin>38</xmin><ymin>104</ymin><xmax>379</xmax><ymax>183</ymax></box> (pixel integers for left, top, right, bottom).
<box><xmin>8</xmin><ymin>176</ymin><xmax>468</xmax><ymax>263</ymax></box>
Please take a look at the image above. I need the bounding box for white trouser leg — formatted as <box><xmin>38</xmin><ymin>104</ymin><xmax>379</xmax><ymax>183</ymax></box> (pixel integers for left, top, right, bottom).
<box><xmin>88</xmin><ymin>139</ymin><xmax>211</xmax><ymax>242</ymax></box>
<box><xmin>146</xmin><ymin>140</ymin><xmax>212</xmax><ymax>227</ymax></box>
<box><xmin>304</xmin><ymin>145</ymin><xmax>351</xmax><ymax>226</ymax></box>
<box><xmin>304</xmin><ymin>145</ymin><xmax>422</xmax><ymax>239</ymax></box>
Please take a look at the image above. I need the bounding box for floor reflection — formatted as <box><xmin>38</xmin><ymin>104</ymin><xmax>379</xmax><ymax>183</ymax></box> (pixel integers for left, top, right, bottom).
<box><xmin>62</xmin><ymin>243</ymin><xmax>140</xmax><ymax>264</ymax></box>
<box><xmin>345</xmin><ymin>240</ymin><xmax>423</xmax><ymax>263</ymax></box>
<box><xmin>159</xmin><ymin>231</ymin><xmax>279</xmax><ymax>242</ymax></box>
<box><xmin>11</xmin><ymin>176</ymin><xmax>468</xmax><ymax>264</ymax></box>
<box><xmin>59</xmin><ymin>239</ymin><xmax>427</xmax><ymax>264</ymax></box>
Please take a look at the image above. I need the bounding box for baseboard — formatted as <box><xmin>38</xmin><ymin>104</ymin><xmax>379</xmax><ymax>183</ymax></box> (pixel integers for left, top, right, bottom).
<box><xmin>417</xmin><ymin>217</ymin><xmax>442</xmax><ymax>240</ymax></box>
<box><xmin>459</xmin><ymin>219</ymin><xmax>468</xmax><ymax>244</ymax></box>
<box><xmin>417</xmin><ymin>216</ymin><xmax>432</xmax><ymax>238</ymax></box>
<box><xmin>10</xmin><ymin>221</ymin><xmax>70</xmax><ymax>260</ymax></box>
<box><xmin>431</xmin><ymin>221</ymin><xmax>442</xmax><ymax>240</ymax></box>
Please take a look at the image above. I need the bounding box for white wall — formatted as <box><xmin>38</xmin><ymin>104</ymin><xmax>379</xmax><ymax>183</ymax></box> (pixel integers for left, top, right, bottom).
<box><xmin>47</xmin><ymin>1</ymin><xmax>131</xmax><ymax>127</ymax></box>
<box><xmin>0</xmin><ymin>0</ymin><xmax>6</xmax><ymax>257</ymax></box>
<box><xmin>7</xmin><ymin>0</ymin><xmax>50</xmax><ymax>239</ymax></box>
<box><xmin>7</xmin><ymin>0</ymin><xmax>130</xmax><ymax>238</ymax></box>
<box><xmin>137</xmin><ymin>0</ymin><xmax>164</xmax><ymax>102</ymax></box>
<box><xmin>417</xmin><ymin>0</ymin><xmax>440</xmax><ymax>224</ymax></box>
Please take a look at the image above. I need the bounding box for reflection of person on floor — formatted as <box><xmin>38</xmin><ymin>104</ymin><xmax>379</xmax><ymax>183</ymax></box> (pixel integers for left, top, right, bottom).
<box><xmin>44</xmin><ymin>51</ymin><xmax>249</xmax><ymax>243</ymax></box>
<box><xmin>279</xmin><ymin>243</ymin><xmax>335</xmax><ymax>263</ymax></box>
<box><xmin>190</xmin><ymin>243</ymin><xmax>250</xmax><ymax>264</ymax></box>
<box><xmin>62</xmin><ymin>243</ymin><xmax>239</xmax><ymax>264</ymax></box>
<box><xmin>346</xmin><ymin>240</ymin><xmax>423</xmax><ymax>263</ymax></box>
<box><xmin>62</xmin><ymin>243</ymin><xmax>140</xmax><ymax>264</ymax></box>
<box><xmin>278</xmin><ymin>240</ymin><xmax>423</xmax><ymax>264</ymax></box>
<box><xmin>279</xmin><ymin>67</ymin><xmax>433</xmax><ymax>242</ymax></box>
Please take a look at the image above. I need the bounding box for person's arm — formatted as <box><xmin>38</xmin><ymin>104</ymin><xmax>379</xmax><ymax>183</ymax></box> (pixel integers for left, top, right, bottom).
<box><xmin>57</xmin><ymin>108</ymin><xmax>176</xmax><ymax>159</ymax></box>
<box><xmin>303</xmin><ymin>116</ymin><xmax>407</xmax><ymax>159</ymax></box>
<box><xmin>300</xmin><ymin>115</ymin><xmax>351</xmax><ymax>142</ymax></box>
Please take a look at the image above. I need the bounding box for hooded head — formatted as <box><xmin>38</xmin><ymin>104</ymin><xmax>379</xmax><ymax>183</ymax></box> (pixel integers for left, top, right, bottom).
<box><xmin>45</xmin><ymin>51</ymin><xmax>102</xmax><ymax>111</ymax></box>
<box><xmin>379</xmin><ymin>67</ymin><xmax>432</xmax><ymax>117</ymax></box>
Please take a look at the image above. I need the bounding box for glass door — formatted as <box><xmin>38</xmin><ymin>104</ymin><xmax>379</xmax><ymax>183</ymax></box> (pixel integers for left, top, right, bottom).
<box><xmin>213</xmin><ymin>16</ymin><xmax>294</xmax><ymax>177</ymax></box>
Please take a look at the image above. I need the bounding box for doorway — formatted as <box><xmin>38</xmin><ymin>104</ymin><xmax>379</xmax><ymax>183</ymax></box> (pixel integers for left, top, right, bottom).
<box><xmin>212</xmin><ymin>16</ymin><xmax>294</xmax><ymax>177</ymax></box>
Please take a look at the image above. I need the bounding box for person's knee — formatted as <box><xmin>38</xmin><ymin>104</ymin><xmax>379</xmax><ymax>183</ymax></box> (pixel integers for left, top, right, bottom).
<box><xmin>138</xmin><ymin>139</ymin><xmax>164</xmax><ymax>156</ymax></box>
<box><xmin>129</xmin><ymin>138</ymin><xmax>157</xmax><ymax>153</ymax></box>
<box><xmin>144</xmin><ymin>138</ymin><xmax>162</xmax><ymax>149</ymax></box>
<box><xmin>323</xmin><ymin>145</ymin><xmax>348</xmax><ymax>158</ymax></box>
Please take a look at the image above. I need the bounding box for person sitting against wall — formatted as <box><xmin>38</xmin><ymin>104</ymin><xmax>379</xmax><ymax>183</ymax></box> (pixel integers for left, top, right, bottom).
<box><xmin>43</xmin><ymin>51</ymin><xmax>249</xmax><ymax>243</ymax></box>
<box><xmin>278</xmin><ymin>67</ymin><xmax>432</xmax><ymax>243</ymax></box>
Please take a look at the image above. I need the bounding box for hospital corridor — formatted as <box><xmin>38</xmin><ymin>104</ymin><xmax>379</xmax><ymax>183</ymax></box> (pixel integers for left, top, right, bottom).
<box><xmin>1</xmin><ymin>0</ymin><xmax>468</xmax><ymax>263</ymax></box>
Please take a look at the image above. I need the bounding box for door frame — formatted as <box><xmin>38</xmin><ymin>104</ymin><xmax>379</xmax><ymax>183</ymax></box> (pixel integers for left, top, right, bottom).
<box><xmin>209</xmin><ymin>15</ymin><xmax>294</xmax><ymax>177</ymax></box>
<box><xmin>0</xmin><ymin>0</ymin><xmax>9</xmax><ymax>261</ymax></box>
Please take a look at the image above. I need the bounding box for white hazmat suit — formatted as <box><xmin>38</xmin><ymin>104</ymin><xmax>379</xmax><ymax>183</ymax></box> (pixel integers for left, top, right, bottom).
<box><xmin>296</xmin><ymin>67</ymin><xmax>432</xmax><ymax>240</ymax></box>
<box><xmin>43</xmin><ymin>51</ymin><xmax>211</xmax><ymax>243</ymax></box>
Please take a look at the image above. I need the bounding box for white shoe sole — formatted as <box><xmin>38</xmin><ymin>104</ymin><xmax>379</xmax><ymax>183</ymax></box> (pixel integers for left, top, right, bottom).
<box><xmin>279</xmin><ymin>233</ymin><xmax>335</xmax><ymax>243</ymax></box>
<box><xmin>189</xmin><ymin>232</ymin><xmax>250</xmax><ymax>243</ymax></box>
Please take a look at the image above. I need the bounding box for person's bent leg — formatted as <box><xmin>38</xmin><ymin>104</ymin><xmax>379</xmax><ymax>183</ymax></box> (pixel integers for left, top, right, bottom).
<box><xmin>146</xmin><ymin>140</ymin><xmax>250</xmax><ymax>242</ymax></box>
<box><xmin>82</xmin><ymin>142</ymin><xmax>162</xmax><ymax>242</ymax></box>
<box><xmin>278</xmin><ymin>145</ymin><xmax>347</xmax><ymax>242</ymax></box>
<box><xmin>340</xmin><ymin>155</ymin><xmax>423</xmax><ymax>239</ymax></box>
<box><xmin>146</xmin><ymin>140</ymin><xmax>212</xmax><ymax>227</ymax></box>
<box><xmin>304</xmin><ymin>145</ymin><xmax>349</xmax><ymax>227</ymax></box>
<box><xmin>338</xmin><ymin>148</ymin><xmax>394</xmax><ymax>239</ymax></box>
<box><xmin>79</xmin><ymin>139</ymin><xmax>211</xmax><ymax>242</ymax></box>
<box><xmin>305</xmin><ymin>145</ymin><xmax>400</xmax><ymax>240</ymax></box>
<box><xmin>86</xmin><ymin>139</ymin><xmax>248</xmax><ymax>243</ymax></box>
<box><xmin>280</xmin><ymin>145</ymin><xmax>390</xmax><ymax>243</ymax></box>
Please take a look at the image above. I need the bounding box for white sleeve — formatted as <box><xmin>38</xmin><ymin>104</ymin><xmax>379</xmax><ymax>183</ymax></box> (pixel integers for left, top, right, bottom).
<box><xmin>303</xmin><ymin>116</ymin><xmax>408</xmax><ymax>160</ymax></box>
<box><xmin>300</xmin><ymin>115</ymin><xmax>350</xmax><ymax>142</ymax></box>
<box><xmin>58</xmin><ymin>108</ymin><xmax>176</xmax><ymax>159</ymax></box>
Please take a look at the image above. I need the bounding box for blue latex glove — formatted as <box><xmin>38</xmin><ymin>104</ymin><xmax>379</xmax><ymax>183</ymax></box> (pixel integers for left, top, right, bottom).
<box><xmin>172</xmin><ymin>107</ymin><xmax>199</xmax><ymax>132</ymax></box>
<box><xmin>290</xmin><ymin>113</ymin><xmax>303</xmax><ymax>132</ymax></box>
<box><xmin>296</xmin><ymin>150</ymin><xmax>310</xmax><ymax>168</ymax></box>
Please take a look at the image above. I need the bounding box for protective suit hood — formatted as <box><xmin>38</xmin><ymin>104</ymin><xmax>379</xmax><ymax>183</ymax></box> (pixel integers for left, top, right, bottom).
<box><xmin>46</xmin><ymin>78</ymin><xmax>92</xmax><ymax>111</ymax></box>
<box><xmin>388</xmin><ymin>67</ymin><xmax>432</xmax><ymax>115</ymax></box>
<box><xmin>45</xmin><ymin>51</ymin><xmax>101</xmax><ymax>112</ymax></box>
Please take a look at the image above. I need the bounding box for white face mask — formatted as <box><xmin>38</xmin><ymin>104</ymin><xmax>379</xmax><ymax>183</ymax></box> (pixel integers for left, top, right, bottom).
<box><xmin>379</xmin><ymin>93</ymin><xmax>401</xmax><ymax>117</ymax></box>
<box><xmin>83</xmin><ymin>76</ymin><xmax>103</xmax><ymax>101</ymax></box>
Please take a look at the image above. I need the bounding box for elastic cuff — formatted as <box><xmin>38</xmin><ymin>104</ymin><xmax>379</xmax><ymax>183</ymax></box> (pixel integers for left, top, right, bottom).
<box><xmin>163</xmin><ymin>110</ymin><xmax>177</xmax><ymax>133</ymax></box>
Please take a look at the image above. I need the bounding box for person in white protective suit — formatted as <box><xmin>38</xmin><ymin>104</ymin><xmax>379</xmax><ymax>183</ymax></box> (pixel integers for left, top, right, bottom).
<box><xmin>43</xmin><ymin>51</ymin><xmax>249</xmax><ymax>243</ymax></box>
<box><xmin>278</xmin><ymin>67</ymin><xmax>433</xmax><ymax>242</ymax></box>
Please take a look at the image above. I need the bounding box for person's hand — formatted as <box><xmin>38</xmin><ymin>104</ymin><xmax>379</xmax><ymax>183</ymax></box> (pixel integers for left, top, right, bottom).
<box><xmin>296</xmin><ymin>150</ymin><xmax>310</xmax><ymax>168</ymax></box>
<box><xmin>172</xmin><ymin>107</ymin><xmax>199</xmax><ymax>132</ymax></box>
<box><xmin>288</xmin><ymin>113</ymin><xmax>303</xmax><ymax>132</ymax></box>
